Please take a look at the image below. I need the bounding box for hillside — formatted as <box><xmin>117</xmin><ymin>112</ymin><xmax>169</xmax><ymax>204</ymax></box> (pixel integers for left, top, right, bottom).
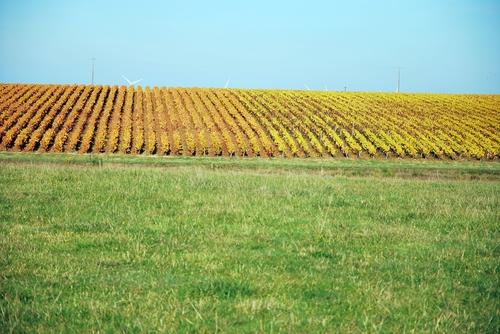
<box><xmin>0</xmin><ymin>83</ymin><xmax>498</xmax><ymax>159</ymax></box>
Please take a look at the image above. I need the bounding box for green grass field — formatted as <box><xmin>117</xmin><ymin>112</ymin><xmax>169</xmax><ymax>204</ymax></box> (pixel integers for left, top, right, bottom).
<box><xmin>1</xmin><ymin>153</ymin><xmax>499</xmax><ymax>333</ymax></box>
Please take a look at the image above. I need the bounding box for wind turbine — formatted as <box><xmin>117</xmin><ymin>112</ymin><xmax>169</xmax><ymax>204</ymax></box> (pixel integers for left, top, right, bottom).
<box><xmin>224</xmin><ymin>78</ymin><xmax>231</xmax><ymax>89</ymax></box>
<box><xmin>122</xmin><ymin>75</ymin><xmax>143</xmax><ymax>86</ymax></box>
<box><xmin>304</xmin><ymin>84</ymin><xmax>310</xmax><ymax>91</ymax></box>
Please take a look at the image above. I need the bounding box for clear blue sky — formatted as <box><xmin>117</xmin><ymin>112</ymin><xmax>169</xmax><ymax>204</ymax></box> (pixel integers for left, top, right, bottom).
<box><xmin>1</xmin><ymin>0</ymin><xmax>499</xmax><ymax>93</ymax></box>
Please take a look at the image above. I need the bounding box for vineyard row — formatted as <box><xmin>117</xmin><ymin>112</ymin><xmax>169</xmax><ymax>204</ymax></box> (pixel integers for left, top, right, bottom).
<box><xmin>0</xmin><ymin>84</ymin><xmax>498</xmax><ymax>159</ymax></box>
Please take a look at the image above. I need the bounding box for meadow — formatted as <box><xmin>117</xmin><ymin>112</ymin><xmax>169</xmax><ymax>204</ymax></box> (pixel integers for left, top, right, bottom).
<box><xmin>1</xmin><ymin>153</ymin><xmax>498</xmax><ymax>332</ymax></box>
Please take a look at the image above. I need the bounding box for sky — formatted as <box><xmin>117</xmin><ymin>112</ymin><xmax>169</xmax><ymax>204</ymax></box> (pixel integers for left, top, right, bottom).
<box><xmin>0</xmin><ymin>0</ymin><xmax>499</xmax><ymax>93</ymax></box>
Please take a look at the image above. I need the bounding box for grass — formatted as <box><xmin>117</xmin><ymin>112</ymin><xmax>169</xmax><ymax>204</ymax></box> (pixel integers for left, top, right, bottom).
<box><xmin>0</xmin><ymin>152</ymin><xmax>498</xmax><ymax>180</ymax></box>
<box><xmin>0</xmin><ymin>153</ymin><xmax>499</xmax><ymax>332</ymax></box>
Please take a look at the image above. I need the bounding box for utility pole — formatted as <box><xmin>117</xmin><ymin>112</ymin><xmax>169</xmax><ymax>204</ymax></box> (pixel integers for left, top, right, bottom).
<box><xmin>397</xmin><ymin>67</ymin><xmax>400</xmax><ymax>93</ymax></box>
<box><xmin>91</xmin><ymin>57</ymin><xmax>96</xmax><ymax>84</ymax></box>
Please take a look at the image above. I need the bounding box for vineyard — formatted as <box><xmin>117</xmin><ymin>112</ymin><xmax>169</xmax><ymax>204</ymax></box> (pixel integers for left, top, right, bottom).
<box><xmin>0</xmin><ymin>83</ymin><xmax>498</xmax><ymax>159</ymax></box>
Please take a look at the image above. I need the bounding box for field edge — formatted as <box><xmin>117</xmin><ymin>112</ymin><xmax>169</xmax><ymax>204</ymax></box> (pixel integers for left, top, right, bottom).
<box><xmin>1</xmin><ymin>151</ymin><xmax>498</xmax><ymax>181</ymax></box>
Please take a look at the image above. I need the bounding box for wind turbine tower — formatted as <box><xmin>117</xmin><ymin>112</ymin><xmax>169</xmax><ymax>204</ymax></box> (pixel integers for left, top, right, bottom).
<box><xmin>397</xmin><ymin>67</ymin><xmax>401</xmax><ymax>93</ymax></box>
<box><xmin>91</xmin><ymin>57</ymin><xmax>95</xmax><ymax>84</ymax></box>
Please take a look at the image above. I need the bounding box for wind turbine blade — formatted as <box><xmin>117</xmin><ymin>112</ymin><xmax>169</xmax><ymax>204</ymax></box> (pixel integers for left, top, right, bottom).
<box><xmin>131</xmin><ymin>79</ymin><xmax>143</xmax><ymax>85</ymax></box>
<box><xmin>121</xmin><ymin>75</ymin><xmax>132</xmax><ymax>85</ymax></box>
<box><xmin>224</xmin><ymin>78</ymin><xmax>231</xmax><ymax>89</ymax></box>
